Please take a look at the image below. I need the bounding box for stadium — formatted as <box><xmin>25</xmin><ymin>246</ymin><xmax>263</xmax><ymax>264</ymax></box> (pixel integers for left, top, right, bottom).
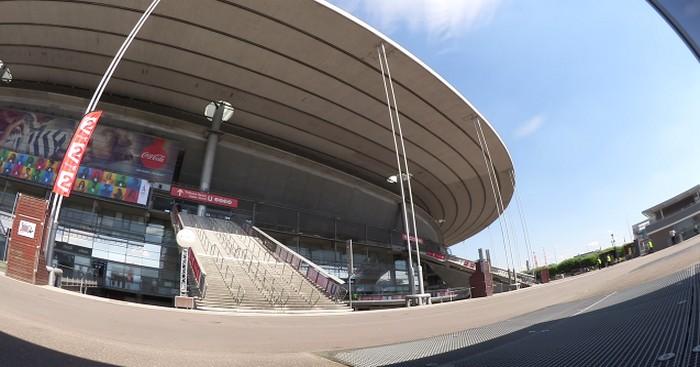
<box><xmin>0</xmin><ymin>0</ymin><xmax>517</xmax><ymax>308</ymax></box>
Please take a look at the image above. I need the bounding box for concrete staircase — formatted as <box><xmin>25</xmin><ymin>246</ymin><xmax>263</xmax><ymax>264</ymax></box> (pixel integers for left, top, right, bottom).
<box><xmin>180</xmin><ymin>214</ymin><xmax>349</xmax><ymax>313</ymax></box>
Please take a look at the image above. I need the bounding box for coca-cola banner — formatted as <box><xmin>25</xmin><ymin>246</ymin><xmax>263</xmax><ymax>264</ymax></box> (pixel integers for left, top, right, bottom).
<box><xmin>0</xmin><ymin>108</ymin><xmax>181</xmax><ymax>184</ymax></box>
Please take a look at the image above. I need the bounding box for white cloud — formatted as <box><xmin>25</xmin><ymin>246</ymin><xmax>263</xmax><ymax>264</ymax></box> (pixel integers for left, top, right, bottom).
<box><xmin>515</xmin><ymin>114</ymin><xmax>545</xmax><ymax>139</ymax></box>
<box><xmin>585</xmin><ymin>241</ymin><xmax>600</xmax><ymax>249</ymax></box>
<box><xmin>334</xmin><ymin>0</ymin><xmax>502</xmax><ymax>41</ymax></box>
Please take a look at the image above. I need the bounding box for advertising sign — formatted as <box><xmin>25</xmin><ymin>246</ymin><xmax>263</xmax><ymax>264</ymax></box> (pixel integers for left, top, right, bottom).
<box><xmin>0</xmin><ymin>108</ymin><xmax>180</xmax><ymax>185</ymax></box>
<box><xmin>401</xmin><ymin>233</ymin><xmax>425</xmax><ymax>245</ymax></box>
<box><xmin>0</xmin><ymin>148</ymin><xmax>150</xmax><ymax>205</ymax></box>
<box><xmin>17</xmin><ymin>220</ymin><xmax>37</xmax><ymax>239</ymax></box>
<box><xmin>463</xmin><ymin>260</ymin><xmax>477</xmax><ymax>271</ymax></box>
<box><xmin>170</xmin><ymin>186</ymin><xmax>239</xmax><ymax>209</ymax></box>
<box><xmin>53</xmin><ymin>111</ymin><xmax>102</xmax><ymax>197</ymax></box>
<box><xmin>425</xmin><ymin>251</ymin><xmax>446</xmax><ymax>261</ymax></box>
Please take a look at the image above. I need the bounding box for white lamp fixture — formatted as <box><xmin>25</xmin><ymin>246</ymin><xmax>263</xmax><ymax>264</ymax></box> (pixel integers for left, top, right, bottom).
<box><xmin>386</xmin><ymin>173</ymin><xmax>412</xmax><ymax>184</ymax></box>
<box><xmin>0</xmin><ymin>60</ymin><xmax>12</xmax><ymax>83</ymax></box>
<box><xmin>204</xmin><ymin>100</ymin><xmax>234</xmax><ymax>122</ymax></box>
<box><xmin>176</xmin><ymin>228</ymin><xmax>198</xmax><ymax>249</ymax></box>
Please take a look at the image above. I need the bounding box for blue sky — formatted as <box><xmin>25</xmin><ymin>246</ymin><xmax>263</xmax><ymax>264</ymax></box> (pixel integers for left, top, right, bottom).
<box><xmin>328</xmin><ymin>0</ymin><xmax>700</xmax><ymax>269</ymax></box>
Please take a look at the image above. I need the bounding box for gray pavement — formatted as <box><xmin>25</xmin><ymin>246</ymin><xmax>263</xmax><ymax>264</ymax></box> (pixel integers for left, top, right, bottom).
<box><xmin>328</xmin><ymin>264</ymin><xmax>700</xmax><ymax>366</ymax></box>
<box><xmin>0</xmin><ymin>238</ymin><xmax>698</xmax><ymax>366</ymax></box>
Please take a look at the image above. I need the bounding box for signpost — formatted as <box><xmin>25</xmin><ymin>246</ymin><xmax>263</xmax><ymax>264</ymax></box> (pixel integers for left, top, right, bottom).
<box><xmin>169</xmin><ymin>185</ymin><xmax>239</xmax><ymax>209</ymax></box>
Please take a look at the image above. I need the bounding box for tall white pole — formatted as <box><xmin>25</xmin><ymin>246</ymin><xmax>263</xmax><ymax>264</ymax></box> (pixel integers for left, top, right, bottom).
<box><xmin>476</xmin><ymin>119</ymin><xmax>518</xmax><ymax>287</ymax></box>
<box><xmin>377</xmin><ymin>45</ymin><xmax>416</xmax><ymax>296</ymax></box>
<box><xmin>474</xmin><ymin>119</ymin><xmax>512</xmax><ymax>280</ymax></box>
<box><xmin>46</xmin><ymin>0</ymin><xmax>162</xmax><ymax>268</ymax></box>
<box><xmin>510</xmin><ymin>170</ymin><xmax>534</xmax><ymax>272</ymax></box>
<box><xmin>380</xmin><ymin>44</ymin><xmax>425</xmax><ymax>299</ymax></box>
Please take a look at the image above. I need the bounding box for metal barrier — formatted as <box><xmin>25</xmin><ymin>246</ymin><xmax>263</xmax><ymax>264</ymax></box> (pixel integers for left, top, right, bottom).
<box><xmin>244</xmin><ymin>223</ymin><xmax>347</xmax><ymax>302</ymax></box>
<box><xmin>192</xmin><ymin>215</ymin><xmax>341</xmax><ymax>307</ymax></box>
<box><xmin>194</xmin><ymin>219</ymin><xmax>285</xmax><ymax>306</ymax></box>
<box><xmin>194</xmin><ymin>227</ymin><xmax>245</xmax><ymax>304</ymax></box>
<box><xmin>490</xmin><ymin>265</ymin><xmax>537</xmax><ymax>286</ymax></box>
<box><xmin>429</xmin><ymin>287</ymin><xmax>472</xmax><ymax>302</ymax></box>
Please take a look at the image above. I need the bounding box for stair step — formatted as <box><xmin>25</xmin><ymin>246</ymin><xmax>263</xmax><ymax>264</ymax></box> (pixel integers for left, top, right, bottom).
<box><xmin>180</xmin><ymin>216</ymin><xmax>350</xmax><ymax>313</ymax></box>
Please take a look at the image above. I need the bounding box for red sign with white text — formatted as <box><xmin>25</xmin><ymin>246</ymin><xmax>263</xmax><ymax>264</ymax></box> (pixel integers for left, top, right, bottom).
<box><xmin>463</xmin><ymin>260</ymin><xmax>477</xmax><ymax>271</ymax></box>
<box><xmin>426</xmin><ymin>251</ymin><xmax>447</xmax><ymax>261</ymax></box>
<box><xmin>52</xmin><ymin>111</ymin><xmax>103</xmax><ymax>197</ymax></box>
<box><xmin>401</xmin><ymin>233</ymin><xmax>425</xmax><ymax>245</ymax></box>
<box><xmin>170</xmin><ymin>186</ymin><xmax>238</xmax><ymax>209</ymax></box>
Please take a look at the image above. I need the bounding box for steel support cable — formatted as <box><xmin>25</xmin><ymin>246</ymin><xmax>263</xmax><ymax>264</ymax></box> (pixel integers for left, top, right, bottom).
<box><xmin>510</xmin><ymin>170</ymin><xmax>534</xmax><ymax>271</ymax></box>
<box><xmin>505</xmin><ymin>193</ymin><xmax>523</xmax><ymax>278</ymax></box>
<box><xmin>377</xmin><ymin>44</ymin><xmax>416</xmax><ymax>295</ymax></box>
<box><xmin>476</xmin><ymin>118</ymin><xmax>518</xmax><ymax>282</ymax></box>
<box><xmin>475</xmin><ymin>119</ymin><xmax>513</xmax><ymax>272</ymax></box>
<box><xmin>380</xmin><ymin>43</ymin><xmax>425</xmax><ymax>297</ymax></box>
<box><xmin>473</xmin><ymin>118</ymin><xmax>512</xmax><ymax>276</ymax></box>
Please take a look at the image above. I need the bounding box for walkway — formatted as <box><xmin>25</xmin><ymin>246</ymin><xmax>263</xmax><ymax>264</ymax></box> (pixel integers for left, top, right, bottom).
<box><xmin>0</xmin><ymin>237</ymin><xmax>698</xmax><ymax>366</ymax></box>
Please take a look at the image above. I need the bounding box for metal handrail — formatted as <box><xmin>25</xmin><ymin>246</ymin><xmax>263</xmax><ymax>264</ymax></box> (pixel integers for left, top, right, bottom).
<box><xmin>209</xmin><ymin>220</ymin><xmax>293</xmax><ymax>307</ymax></box>
<box><xmin>199</xmin><ymin>223</ymin><xmax>281</xmax><ymax>307</ymax></box>
<box><xmin>245</xmin><ymin>224</ymin><xmax>347</xmax><ymax>301</ymax></box>
<box><xmin>188</xmin><ymin>214</ymin><xmax>333</xmax><ymax>307</ymax></box>
<box><xmin>195</xmin><ymin>226</ymin><xmax>245</xmax><ymax>305</ymax></box>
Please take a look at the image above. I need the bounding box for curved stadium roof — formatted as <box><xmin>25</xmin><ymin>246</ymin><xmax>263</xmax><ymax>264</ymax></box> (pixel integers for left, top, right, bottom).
<box><xmin>0</xmin><ymin>0</ymin><xmax>514</xmax><ymax>245</ymax></box>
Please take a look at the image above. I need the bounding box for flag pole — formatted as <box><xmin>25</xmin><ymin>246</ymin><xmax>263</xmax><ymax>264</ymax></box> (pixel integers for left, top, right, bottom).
<box><xmin>45</xmin><ymin>0</ymin><xmax>162</xmax><ymax>276</ymax></box>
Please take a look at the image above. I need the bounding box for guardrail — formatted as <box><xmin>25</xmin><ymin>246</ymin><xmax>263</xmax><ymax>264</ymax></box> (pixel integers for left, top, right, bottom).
<box><xmin>211</xmin><ymin>225</ymin><xmax>291</xmax><ymax>307</ymax></box>
<box><xmin>490</xmin><ymin>265</ymin><xmax>537</xmax><ymax>285</ymax></box>
<box><xmin>194</xmin><ymin>228</ymin><xmax>246</xmax><ymax>304</ymax></box>
<box><xmin>193</xmin><ymin>214</ymin><xmax>339</xmax><ymax>307</ymax></box>
<box><xmin>246</xmin><ymin>223</ymin><xmax>347</xmax><ymax>303</ymax></box>
<box><xmin>192</xmin><ymin>216</ymin><xmax>289</xmax><ymax>307</ymax></box>
<box><xmin>429</xmin><ymin>287</ymin><xmax>472</xmax><ymax>302</ymax></box>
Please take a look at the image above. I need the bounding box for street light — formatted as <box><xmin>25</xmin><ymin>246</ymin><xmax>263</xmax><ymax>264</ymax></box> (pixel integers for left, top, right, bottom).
<box><xmin>0</xmin><ymin>60</ymin><xmax>12</xmax><ymax>83</ymax></box>
<box><xmin>198</xmin><ymin>100</ymin><xmax>234</xmax><ymax>216</ymax></box>
<box><xmin>386</xmin><ymin>173</ymin><xmax>411</xmax><ymax>184</ymax></box>
<box><xmin>204</xmin><ymin>100</ymin><xmax>234</xmax><ymax>122</ymax></box>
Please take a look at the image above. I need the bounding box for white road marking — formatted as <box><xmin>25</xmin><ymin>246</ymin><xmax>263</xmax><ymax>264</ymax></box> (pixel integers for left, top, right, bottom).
<box><xmin>574</xmin><ymin>291</ymin><xmax>617</xmax><ymax>316</ymax></box>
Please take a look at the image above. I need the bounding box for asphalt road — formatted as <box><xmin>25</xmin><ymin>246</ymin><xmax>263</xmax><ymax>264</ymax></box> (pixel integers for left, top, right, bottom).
<box><xmin>0</xmin><ymin>238</ymin><xmax>698</xmax><ymax>366</ymax></box>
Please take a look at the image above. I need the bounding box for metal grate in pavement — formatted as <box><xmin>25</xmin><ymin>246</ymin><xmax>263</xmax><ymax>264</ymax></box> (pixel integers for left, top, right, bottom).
<box><xmin>327</xmin><ymin>264</ymin><xmax>700</xmax><ymax>367</ymax></box>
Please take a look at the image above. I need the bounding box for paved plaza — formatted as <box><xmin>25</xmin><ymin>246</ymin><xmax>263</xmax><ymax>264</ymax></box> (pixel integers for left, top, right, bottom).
<box><xmin>0</xmin><ymin>237</ymin><xmax>698</xmax><ymax>366</ymax></box>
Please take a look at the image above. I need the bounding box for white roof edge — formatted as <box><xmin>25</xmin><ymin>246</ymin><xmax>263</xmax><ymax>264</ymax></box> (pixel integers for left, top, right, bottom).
<box><xmin>315</xmin><ymin>0</ymin><xmax>515</xmax><ymax>175</ymax></box>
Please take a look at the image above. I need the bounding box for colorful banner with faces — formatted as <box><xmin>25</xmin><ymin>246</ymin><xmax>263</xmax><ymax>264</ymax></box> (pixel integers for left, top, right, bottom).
<box><xmin>0</xmin><ymin>107</ymin><xmax>181</xmax><ymax>185</ymax></box>
<box><xmin>0</xmin><ymin>148</ymin><xmax>149</xmax><ymax>205</ymax></box>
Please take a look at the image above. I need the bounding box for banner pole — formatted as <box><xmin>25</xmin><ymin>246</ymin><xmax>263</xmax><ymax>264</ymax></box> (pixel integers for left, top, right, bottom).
<box><xmin>45</xmin><ymin>0</ymin><xmax>162</xmax><ymax>278</ymax></box>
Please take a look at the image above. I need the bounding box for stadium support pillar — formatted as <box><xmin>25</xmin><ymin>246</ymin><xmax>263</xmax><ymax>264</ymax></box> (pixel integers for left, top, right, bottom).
<box><xmin>470</xmin><ymin>259</ymin><xmax>493</xmax><ymax>298</ymax></box>
<box><xmin>197</xmin><ymin>104</ymin><xmax>225</xmax><ymax>216</ymax></box>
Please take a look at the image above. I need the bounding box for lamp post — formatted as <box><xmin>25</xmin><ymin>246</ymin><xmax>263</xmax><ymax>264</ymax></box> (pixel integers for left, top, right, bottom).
<box><xmin>197</xmin><ymin>101</ymin><xmax>234</xmax><ymax>216</ymax></box>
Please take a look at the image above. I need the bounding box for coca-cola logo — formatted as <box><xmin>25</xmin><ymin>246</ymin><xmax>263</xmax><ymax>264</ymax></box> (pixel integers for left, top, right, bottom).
<box><xmin>141</xmin><ymin>152</ymin><xmax>166</xmax><ymax>162</ymax></box>
<box><xmin>140</xmin><ymin>139</ymin><xmax>168</xmax><ymax>170</ymax></box>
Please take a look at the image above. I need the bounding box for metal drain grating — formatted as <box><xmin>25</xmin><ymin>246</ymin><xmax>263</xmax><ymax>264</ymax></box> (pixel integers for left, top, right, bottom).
<box><xmin>326</xmin><ymin>264</ymin><xmax>700</xmax><ymax>367</ymax></box>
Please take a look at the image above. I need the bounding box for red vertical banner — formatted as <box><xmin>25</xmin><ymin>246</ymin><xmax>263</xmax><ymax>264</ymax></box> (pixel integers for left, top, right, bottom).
<box><xmin>52</xmin><ymin>111</ymin><xmax>103</xmax><ymax>197</ymax></box>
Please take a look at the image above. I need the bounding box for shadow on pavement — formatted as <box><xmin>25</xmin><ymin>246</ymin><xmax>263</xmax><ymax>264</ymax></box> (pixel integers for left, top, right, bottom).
<box><xmin>0</xmin><ymin>331</ymin><xmax>118</xmax><ymax>367</ymax></box>
<box><xmin>387</xmin><ymin>264</ymin><xmax>700</xmax><ymax>367</ymax></box>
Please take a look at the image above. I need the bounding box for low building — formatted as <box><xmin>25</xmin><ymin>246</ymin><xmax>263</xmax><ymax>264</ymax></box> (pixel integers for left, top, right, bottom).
<box><xmin>633</xmin><ymin>185</ymin><xmax>700</xmax><ymax>252</ymax></box>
